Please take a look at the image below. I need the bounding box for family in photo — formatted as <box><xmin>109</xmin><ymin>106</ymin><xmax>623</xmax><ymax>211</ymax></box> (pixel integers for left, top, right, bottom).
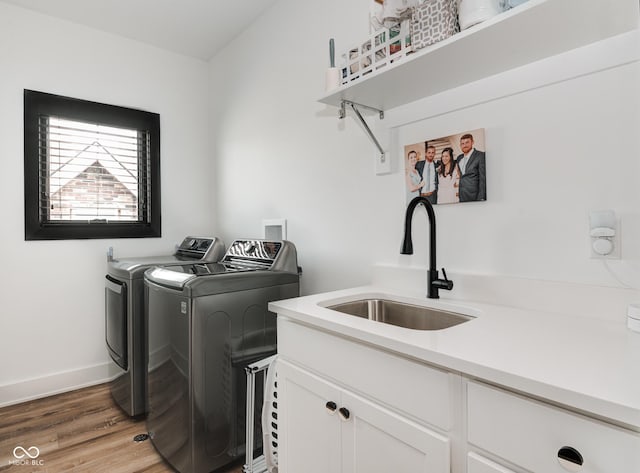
<box><xmin>404</xmin><ymin>129</ymin><xmax>486</xmax><ymax>205</ymax></box>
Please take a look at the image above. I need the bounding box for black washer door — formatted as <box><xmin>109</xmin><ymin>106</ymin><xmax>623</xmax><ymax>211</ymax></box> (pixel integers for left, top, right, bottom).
<box><xmin>105</xmin><ymin>275</ymin><xmax>128</xmax><ymax>370</ymax></box>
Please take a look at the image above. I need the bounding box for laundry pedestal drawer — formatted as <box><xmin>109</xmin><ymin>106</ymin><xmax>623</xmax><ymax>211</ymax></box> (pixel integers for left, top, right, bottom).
<box><xmin>467</xmin><ymin>381</ymin><xmax>640</xmax><ymax>472</ymax></box>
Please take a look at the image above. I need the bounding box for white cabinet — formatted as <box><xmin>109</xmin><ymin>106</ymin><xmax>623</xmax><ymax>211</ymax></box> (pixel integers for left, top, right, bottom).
<box><xmin>278</xmin><ymin>359</ymin><xmax>450</xmax><ymax>473</ymax></box>
<box><xmin>466</xmin><ymin>381</ymin><xmax>640</xmax><ymax>473</ymax></box>
<box><xmin>275</xmin><ymin>316</ymin><xmax>640</xmax><ymax>473</ymax></box>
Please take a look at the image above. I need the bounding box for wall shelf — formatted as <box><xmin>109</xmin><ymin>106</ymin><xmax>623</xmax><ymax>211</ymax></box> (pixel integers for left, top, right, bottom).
<box><xmin>318</xmin><ymin>0</ymin><xmax>640</xmax><ymax>112</ymax></box>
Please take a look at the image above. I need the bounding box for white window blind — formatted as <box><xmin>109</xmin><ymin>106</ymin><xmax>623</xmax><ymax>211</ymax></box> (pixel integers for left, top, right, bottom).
<box><xmin>39</xmin><ymin>117</ymin><xmax>150</xmax><ymax>223</ymax></box>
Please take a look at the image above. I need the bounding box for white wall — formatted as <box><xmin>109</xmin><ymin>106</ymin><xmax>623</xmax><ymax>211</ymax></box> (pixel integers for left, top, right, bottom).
<box><xmin>209</xmin><ymin>0</ymin><xmax>394</xmax><ymax>294</ymax></box>
<box><xmin>388</xmin><ymin>33</ymin><xmax>640</xmax><ymax>286</ymax></box>
<box><xmin>210</xmin><ymin>0</ymin><xmax>640</xmax><ymax>296</ymax></box>
<box><xmin>0</xmin><ymin>3</ymin><xmax>215</xmax><ymax>401</ymax></box>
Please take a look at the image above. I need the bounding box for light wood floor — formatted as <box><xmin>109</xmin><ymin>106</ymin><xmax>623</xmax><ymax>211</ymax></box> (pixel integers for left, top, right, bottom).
<box><xmin>0</xmin><ymin>383</ymin><xmax>244</xmax><ymax>473</ymax></box>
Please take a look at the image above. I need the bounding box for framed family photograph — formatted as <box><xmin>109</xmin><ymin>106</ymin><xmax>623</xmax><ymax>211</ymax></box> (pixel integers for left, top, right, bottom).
<box><xmin>404</xmin><ymin>128</ymin><xmax>486</xmax><ymax>205</ymax></box>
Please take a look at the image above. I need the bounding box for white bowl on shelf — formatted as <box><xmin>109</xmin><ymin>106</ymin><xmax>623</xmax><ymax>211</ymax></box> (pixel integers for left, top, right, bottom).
<box><xmin>458</xmin><ymin>0</ymin><xmax>506</xmax><ymax>30</ymax></box>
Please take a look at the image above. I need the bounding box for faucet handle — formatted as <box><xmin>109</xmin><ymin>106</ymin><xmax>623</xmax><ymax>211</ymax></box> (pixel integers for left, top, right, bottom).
<box><xmin>434</xmin><ymin>268</ymin><xmax>453</xmax><ymax>291</ymax></box>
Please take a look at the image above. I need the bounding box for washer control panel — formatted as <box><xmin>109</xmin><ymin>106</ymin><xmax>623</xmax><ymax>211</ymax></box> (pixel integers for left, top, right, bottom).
<box><xmin>222</xmin><ymin>240</ymin><xmax>283</xmax><ymax>270</ymax></box>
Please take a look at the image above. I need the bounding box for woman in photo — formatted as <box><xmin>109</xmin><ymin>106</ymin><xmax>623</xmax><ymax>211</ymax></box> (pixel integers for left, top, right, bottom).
<box><xmin>405</xmin><ymin>150</ymin><xmax>424</xmax><ymax>201</ymax></box>
<box><xmin>436</xmin><ymin>147</ymin><xmax>460</xmax><ymax>204</ymax></box>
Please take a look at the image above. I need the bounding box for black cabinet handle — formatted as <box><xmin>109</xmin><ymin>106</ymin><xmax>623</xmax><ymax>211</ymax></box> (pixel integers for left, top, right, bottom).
<box><xmin>325</xmin><ymin>401</ymin><xmax>337</xmax><ymax>413</ymax></box>
<box><xmin>557</xmin><ymin>446</ymin><xmax>584</xmax><ymax>472</ymax></box>
<box><xmin>338</xmin><ymin>407</ymin><xmax>350</xmax><ymax>421</ymax></box>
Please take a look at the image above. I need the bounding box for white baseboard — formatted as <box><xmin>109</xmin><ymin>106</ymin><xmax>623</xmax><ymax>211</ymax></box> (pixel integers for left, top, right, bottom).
<box><xmin>0</xmin><ymin>362</ymin><xmax>118</xmax><ymax>408</ymax></box>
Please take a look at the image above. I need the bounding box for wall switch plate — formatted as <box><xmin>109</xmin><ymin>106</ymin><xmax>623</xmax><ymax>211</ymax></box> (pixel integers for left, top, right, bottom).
<box><xmin>375</xmin><ymin>151</ymin><xmax>391</xmax><ymax>175</ymax></box>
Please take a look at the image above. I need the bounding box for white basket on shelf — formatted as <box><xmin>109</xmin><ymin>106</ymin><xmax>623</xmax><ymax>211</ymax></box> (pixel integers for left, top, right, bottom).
<box><xmin>341</xmin><ymin>20</ymin><xmax>413</xmax><ymax>85</ymax></box>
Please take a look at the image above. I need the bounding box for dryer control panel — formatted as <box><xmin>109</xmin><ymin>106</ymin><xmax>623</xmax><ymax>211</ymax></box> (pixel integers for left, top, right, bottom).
<box><xmin>175</xmin><ymin>236</ymin><xmax>225</xmax><ymax>262</ymax></box>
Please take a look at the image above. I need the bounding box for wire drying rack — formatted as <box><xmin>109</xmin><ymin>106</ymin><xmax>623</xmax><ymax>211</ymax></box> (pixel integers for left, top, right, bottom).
<box><xmin>243</xmin><ymin>354</ymin><xmax>278</xmax><ymax>473</ymax></box>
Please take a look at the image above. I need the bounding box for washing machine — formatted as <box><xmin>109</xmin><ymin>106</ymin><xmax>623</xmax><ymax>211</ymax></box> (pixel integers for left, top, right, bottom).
<box><xmin>144</xmin><ymin>239</ymin><xmax>300</xmax><ymax>473</ymax></box>
<box><xmin>105</xmin><ymin>236</ymin><xmax>225</xmax><ymax>417</ymax></box>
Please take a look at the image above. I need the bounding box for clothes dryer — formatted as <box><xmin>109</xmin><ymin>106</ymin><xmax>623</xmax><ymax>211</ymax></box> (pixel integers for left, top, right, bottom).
<box><xmin>105</xmin><ymin>236</ymin><xmax>225</xmax><ymax>417</ymax></box>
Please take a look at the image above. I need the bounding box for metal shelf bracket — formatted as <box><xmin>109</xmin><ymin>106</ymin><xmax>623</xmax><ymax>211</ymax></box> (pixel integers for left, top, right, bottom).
<box><xmin>339</xmin><ymin>100</ymin><xmax>386</xmax><ymax>162</ymax></box>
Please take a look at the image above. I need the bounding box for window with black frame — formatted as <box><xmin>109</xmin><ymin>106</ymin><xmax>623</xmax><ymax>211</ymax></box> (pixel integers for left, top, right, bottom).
<box><xmin>24</xmin><ymin>90</ymin><xmax>161</xmax><ymax>240</ymax></box>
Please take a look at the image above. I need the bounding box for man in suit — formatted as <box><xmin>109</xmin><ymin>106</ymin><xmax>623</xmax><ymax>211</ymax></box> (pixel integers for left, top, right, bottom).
<box><xmin>415</xmin><ymin>142</ymin><xmax>438</xmax><ymax>204</ymax></box>
<box><xmin>455</xmin><ymin>133</ymin><xmax>486</xmax><ymax>202</ymax></box>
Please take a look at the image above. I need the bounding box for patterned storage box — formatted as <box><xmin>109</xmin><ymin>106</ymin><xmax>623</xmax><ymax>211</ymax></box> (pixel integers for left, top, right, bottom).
<box><xmin>410</xmin><ymin>0</ymin><xmax>459</xmax><ymax>51</ymax></box>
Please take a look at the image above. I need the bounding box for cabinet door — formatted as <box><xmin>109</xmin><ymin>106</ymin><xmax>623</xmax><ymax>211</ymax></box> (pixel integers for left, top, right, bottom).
<box><xmin>468</xmin><ymin>452</ymin><xmax>517</xmax><ymax>473</ymax></box>
<box><xmin>341</xmin><ymin>390</ymin><xmax>450</xmax><ymax>473</ymax></box>
<box><xmin>278</xmin><ymin>361</ymin><xmax>342</xmax><ymax>473</ymax></box>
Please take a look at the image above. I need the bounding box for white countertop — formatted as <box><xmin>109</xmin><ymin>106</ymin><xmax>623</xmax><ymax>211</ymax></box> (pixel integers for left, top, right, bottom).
<box><xmin>270</xmin><ymin>283</ymin><xmax>640</xmax><ymax>430</ymax></box>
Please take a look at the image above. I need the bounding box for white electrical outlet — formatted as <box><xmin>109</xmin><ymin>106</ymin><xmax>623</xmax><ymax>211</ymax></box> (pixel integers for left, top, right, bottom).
<box><xmin>375</xmin><ymin>151</ymin><xmax>391</xmax><ymax>175</ymax></box>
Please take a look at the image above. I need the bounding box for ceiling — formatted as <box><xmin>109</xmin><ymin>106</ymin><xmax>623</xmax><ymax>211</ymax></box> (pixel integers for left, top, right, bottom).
<box><xmin>1</xmin><ymin>0</ymin><xmax>278</xmax><ymax>60</ymax></box>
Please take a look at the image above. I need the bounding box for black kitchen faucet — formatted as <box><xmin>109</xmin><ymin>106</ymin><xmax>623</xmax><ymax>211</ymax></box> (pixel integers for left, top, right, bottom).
<box><xmin>401</xmin><ymin>196</ymin><xmax>454</xmax><ymax>299</ymax></box>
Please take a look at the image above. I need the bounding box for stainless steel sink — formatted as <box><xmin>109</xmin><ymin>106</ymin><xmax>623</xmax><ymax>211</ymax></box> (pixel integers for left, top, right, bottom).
<box><xmin>327</xmin><ymin>298</ymin><xmax>474</xmax><ymax>330</ymax></box>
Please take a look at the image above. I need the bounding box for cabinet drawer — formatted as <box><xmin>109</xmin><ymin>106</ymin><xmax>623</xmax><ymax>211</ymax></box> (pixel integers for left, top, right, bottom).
<box><xmin>467</xmin><ymin>381</ymin><xmax>640</xmax><ymax>472</ymax></box>
<box><xmin>278</xmin><ymin>318</ymin><xmax>452</xmax><ymax>430</ymax></box>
